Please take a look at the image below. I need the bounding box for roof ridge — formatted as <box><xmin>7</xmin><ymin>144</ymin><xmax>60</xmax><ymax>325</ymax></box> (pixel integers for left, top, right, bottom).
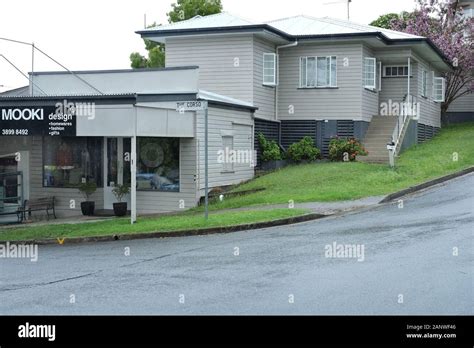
<box><xmin>146</xmin><ymin>11</ymin><xmax>255</xmax><ymax>31</ymax></box>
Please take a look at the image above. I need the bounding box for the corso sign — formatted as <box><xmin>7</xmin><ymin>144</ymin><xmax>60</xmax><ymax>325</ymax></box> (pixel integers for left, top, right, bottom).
<box><xmin>0</xmin><ymin>105</ymin><xmax>76</xmax><ymax>136</ymax></box>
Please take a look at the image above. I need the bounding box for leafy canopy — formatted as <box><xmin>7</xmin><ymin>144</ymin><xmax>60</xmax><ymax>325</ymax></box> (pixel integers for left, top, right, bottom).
<box><xmin>130</xmin><ymin>0</ymin><xmax>223</xmax><ymax>69</ymax></box>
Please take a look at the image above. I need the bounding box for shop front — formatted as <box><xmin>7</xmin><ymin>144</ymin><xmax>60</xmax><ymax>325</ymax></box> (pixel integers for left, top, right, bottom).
<box><xmin>0</xmin><ymin>68</ymin><xmax>257</xmax><ymax>223</ymax></box>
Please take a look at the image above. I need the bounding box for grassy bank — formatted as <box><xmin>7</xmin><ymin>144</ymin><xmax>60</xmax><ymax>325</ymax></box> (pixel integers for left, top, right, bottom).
<box><xmin>0</xmin><ymin>209</ymin><xmax>309</xmax><ymax>241</ymax></box>
<box><xmin>203</xmin><ymin>123</ymin><xmax>474</xmax><ymax>210</ymax></box>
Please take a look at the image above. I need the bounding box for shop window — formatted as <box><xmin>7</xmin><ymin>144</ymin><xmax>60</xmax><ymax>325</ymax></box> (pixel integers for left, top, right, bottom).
<box><xmin>43</xmin><ymin>137</ymin><xmax>103</xmax><ymax>188</ymax></box>
<box><xmin>137</xmin><ymin>137</ymin><xmax>180</xmax><ymax>192</ymax></box>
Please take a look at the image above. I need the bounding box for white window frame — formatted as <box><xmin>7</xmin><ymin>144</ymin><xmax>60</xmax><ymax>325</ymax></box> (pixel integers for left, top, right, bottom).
<box><xmin>363</xmin><ymin>57</ymin><xmax>377</xmax><ymax>90</ymax></box>
<box><xmin>263</xmin><ymin>53</ymin><xmax>277</xmax><ymax>86</ymax></box>
<box><xmin>299</xmin><ymin>56</ymin><xmax>337</xmax><ymax>88</ymax></box>
<box><xmin>377</xmin><ymin>61</ymin><xmax>382</xmax><ymax>91</ymax></box>
<box><xmin>383</xmin><ymin>65</ymin><xmax>411</xmax><ymax>77</ymax></box>
<box><xmin>421</xmin><ymin>69</ymin><xmax>428</xmax><ymax>97</ymax></box>
<box><xmin>432</xmin><ymin>76</ymin><xmax>446</xmax><ymax>103</ymax></box>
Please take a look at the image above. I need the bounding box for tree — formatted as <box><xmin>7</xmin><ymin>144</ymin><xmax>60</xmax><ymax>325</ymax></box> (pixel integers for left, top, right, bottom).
<box><xmin>370</xmin><ymin>13</ymin><xmax>403</xmax><ymax>29</ymax></box>
<box><xmin>168</xmin><ymin>0</ymin><xmax>223</xmax><ymax>23</ymax></box>
<box><xmin>130</xmin><ymin>0</ymin><xmax>223</xmax><ymax>68</ymax></box>
<box><xmin>373</xmin><ymin>0</ymin><xmax>473</xmax><ymax>113</ymax></box>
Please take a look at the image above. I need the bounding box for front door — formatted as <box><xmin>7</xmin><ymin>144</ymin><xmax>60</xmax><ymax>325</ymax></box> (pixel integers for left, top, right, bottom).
<box><xmin>104</xmin><ymin>138</ymin><xmax>131</xmax><ymax>209</ymax></box>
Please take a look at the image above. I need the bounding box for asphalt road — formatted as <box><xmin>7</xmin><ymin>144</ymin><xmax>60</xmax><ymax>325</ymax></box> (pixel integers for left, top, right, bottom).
<box><xmin>1</xmin><ymin>174</ymin><xmax>473</xmax><ymax>315</ymax></box>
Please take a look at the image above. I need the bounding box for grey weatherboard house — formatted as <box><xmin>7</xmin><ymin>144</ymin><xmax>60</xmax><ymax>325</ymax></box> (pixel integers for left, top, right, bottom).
<box><xmin>0</xmin><ymin>11</ymin><xmax>453</xmax><ymax>220</ymax></box>
<box><xmin>139</xmin><ymin>12</ymin><xmax>452</xmax><ymax>162</ymax></box>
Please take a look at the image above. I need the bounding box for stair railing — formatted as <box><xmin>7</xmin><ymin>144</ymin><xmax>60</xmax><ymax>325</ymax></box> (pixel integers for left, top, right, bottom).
<box><xmin>391</xmin><ymin>94</ymin><xmax>418</xmax><ymax>155</ymax></box>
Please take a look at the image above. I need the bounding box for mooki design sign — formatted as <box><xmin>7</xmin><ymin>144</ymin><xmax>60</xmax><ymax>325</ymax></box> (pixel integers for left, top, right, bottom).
<box><xmin>0</xmin><ymin>100</ymin><xmax>93</xmax><ymax>136</ymax></box>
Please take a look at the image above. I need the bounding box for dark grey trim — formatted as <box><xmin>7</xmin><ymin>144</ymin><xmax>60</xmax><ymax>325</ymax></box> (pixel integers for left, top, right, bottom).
<box><xmin>137</xmin><ymin>25</ymin><xmax>293</xmax><ymax>41</ymax></box>
<box><xmin>30</xmin><ymin>66</ymin><xmax>199</xmax><ymax>76</ymax></box>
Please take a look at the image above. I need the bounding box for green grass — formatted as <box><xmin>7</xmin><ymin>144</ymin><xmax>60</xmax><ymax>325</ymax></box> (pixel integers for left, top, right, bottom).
<box><xmin>0</xmin><ymin>209</ymin><xmax>308</xmax><ymax>242</ymax></box>
<box><xmin>198</xmin><ymin>122</ymin><xmax>474</xmax><ymax>210</ymax></box>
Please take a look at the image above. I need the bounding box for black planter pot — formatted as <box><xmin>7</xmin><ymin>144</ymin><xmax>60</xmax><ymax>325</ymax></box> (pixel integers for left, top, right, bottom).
<box><xmin>261</xmin><ymin>160</ymin><xmax>287</xmax><ymax>171</ymax></box>
<box><xmin>80</xmin><ymin>201</ymin><xmax>95</xmax><ymax>216</ymax></box>
<box><xmin>113</xmin><ymin>202</ymin><xmax>128</xmax><ymax>217</ymax></box>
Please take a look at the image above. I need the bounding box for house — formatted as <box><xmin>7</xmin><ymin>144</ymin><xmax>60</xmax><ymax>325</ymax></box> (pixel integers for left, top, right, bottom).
<box><xmin>0</xmin><ymin>12</ymin><xmax>452</xmax><ymax>219</ymax></box>
<box><xmin>138</xmin><ymin>12</ymin><xmax>452</xmax><ymax>161</ymax></box>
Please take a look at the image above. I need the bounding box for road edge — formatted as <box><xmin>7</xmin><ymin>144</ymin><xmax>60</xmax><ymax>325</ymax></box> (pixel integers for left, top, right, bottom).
<box><xmin>379</xmin><ymin>166</ymin><xmax>474</xmax><ymax>203</ymax></box>
<box><xmin>5</xmin><ymin>212</ymin><xmax>326</xmax><ymax>245</ymax></box>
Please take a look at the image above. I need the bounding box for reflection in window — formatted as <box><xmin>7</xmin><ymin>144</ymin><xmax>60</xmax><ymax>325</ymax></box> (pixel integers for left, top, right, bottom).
<box><xmin>43</xmin><ymin>137</ymin><xmax>103</xmax><ymax>188</ymax></box>
<box><xmin>137</xmin><ymin>138</ymin><xmax>179</xmax><ymax>192</ymax></box>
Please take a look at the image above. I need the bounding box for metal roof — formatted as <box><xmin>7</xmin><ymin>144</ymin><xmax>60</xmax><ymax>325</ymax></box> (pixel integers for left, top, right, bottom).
<box><xmin>143</xmin><ymin>12</ymin><xmax>256</xmax><ymax>31</ymax></box>
<box><xmin>266</xmin><ymin>15</ymin><xmax>423</xmax><ymax>39</ymax></box>
<box><xmin>0</xmin><ymin>90</ymin><xmax>257</xmax><ymax>111</ymax></box>
<box><xmin>0</xmin><ymin>86</ymin><xmax>30</xmax><ymax>97</ymax></box>
<box><xmin>140</xmin><ymin>12</ymin><xmax>423</xmax><ymax>40</ymax></box>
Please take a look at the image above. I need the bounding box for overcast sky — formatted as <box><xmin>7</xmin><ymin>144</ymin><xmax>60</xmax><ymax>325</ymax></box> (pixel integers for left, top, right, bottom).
<box><xmin>0</xmin><ymin>0</ymin><xmax>417</xmax><ymax>92</ymax></box>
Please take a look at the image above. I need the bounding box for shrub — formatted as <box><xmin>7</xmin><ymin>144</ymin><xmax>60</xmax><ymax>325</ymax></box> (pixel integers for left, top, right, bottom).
<box><xmin>112</xmin><ymin>184</ymin><xmax>130</xmax><ymax>202</ymax></box>
<box><xmin>78</xmin><ymin>182</ymin><xmax>97</xmax><ymax>202</ymax></box>
<box><xmin>287</xmin><ymin>136</ymin><xmax>320</xmax><ymax>162</ymax></box>
<box><xmin>257</xmin><ymin>133</ymin><xmax>282</xmax><ymax>162</ymax></box>
<box><xmin>329</xmin><ymin>137</ymin><xmax>368</xmax><ymax>162</ymax></box>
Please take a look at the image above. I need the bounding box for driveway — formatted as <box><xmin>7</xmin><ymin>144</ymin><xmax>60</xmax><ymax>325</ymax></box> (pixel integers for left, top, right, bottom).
<box><xmin>0</xmin><ymin>174</ymin><xmax>473</xmax><ymax>315</ymax></box>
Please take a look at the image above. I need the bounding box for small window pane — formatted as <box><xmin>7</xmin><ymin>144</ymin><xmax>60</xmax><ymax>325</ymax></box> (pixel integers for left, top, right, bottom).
<box><xmin>385</xmin><ymin>67</ymin><xmax>391</xmax><ymax>76</ymax></box>
<box><xmin>392</xmin><ymin>67</ymin><xmax>398</xmax><ymax>75</ymax></box>
<box><xmin>307</xmin><ymin>57</ymin><xmax>316</xmax><ymax>87</ymax></box>
<box><xmin>330</xmin><ymin>57</ymin><xmax>337</xmax><ymax>87</ymax></box>
<box><xmin>317</xmin><ymin>57</ymin><xmax>328</xmax><ymax>86</ymax></box>
<box><xmin>301</xmin><ymin>58</ymin><xmax>307</xmax><ymax>87</ymax></box>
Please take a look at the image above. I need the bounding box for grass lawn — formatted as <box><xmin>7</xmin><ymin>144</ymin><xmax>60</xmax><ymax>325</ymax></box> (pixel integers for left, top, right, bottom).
<box><xmin>200</xmin><ymin>122</ymin><xmax>474</xmax><ymax>210</ymax></box>
<box><xmin>0</xmin><ymin>209</ymin><xmax>309</xmax><ymax>241</ymax></box>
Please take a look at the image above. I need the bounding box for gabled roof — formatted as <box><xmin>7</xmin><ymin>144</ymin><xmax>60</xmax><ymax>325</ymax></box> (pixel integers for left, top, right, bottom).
<box><xmin>266</xmin><ymin>15</ymin><xmax>423</xmax><ymax>40</ymax></box>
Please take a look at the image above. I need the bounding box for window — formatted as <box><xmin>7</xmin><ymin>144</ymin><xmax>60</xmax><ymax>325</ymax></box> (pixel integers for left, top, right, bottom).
<box><xmin>222</xmin><ymin>136</ymin><xmax>234</xmax><ymax>172</ymax></box>
<box><xmin>137</xmin><ymin>137</ymin><xmax>180</xmax><ymax>192</ymax></box>
<box><xmin>300</xmin><ymin>56</ymin><xmax>337</xmax><ymax>88</ymax></box>
<box><xmin>43</xmin><ymin>137</ymin><xmax>103</xmax><ymax>188</ymax></box>
<box><xmin>433</xmin><ymin>76</ymin><xmax>446</xmax><ymax>102</ymax></box>
<box><xmin>263</xmin><ymin>53</ymin><xmax>277</xmax><ymax>86</ymax></box>
<box><xmin>421</xmin><ymin>70</ymin><xmax>428</xmax><ymax>97</ymax></box>
<box><xmin>363</xmin><ymin>57</ymin><xmax>376</xmax><ymax>89</ymax></box>
<box><xmin>384</xmin><ymin>65</ymin><xmax>410</xmax><ymax>77</ymax></box>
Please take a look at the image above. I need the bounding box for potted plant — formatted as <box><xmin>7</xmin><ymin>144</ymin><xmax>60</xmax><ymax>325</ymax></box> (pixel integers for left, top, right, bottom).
<box><xmin>112</xmin><ymin>184</ymin><xmax>130</xmax><ymax>217</ymax></box>
<box><xmin>257</xmin><ymin>133</ymin><xmax>286</xmax><ymax>171</ymax></box>
<box><xmin>78</xmin><ymin>182</ymin><xmax>97</xmax><ymax>216</ymax></box>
